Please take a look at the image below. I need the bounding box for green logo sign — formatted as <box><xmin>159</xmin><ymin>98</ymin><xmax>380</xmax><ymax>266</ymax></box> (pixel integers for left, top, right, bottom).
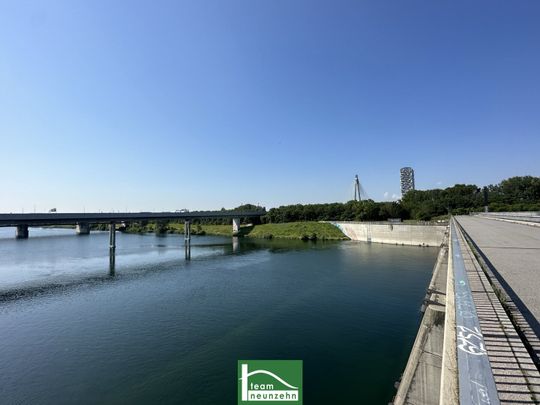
<box><xmin>238</xmin><ymin>360</ymin><xmax>303</xmax><ymax>404</ymax></box>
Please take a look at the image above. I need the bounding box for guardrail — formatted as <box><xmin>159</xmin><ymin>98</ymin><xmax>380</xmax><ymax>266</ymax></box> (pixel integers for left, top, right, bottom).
<box><xmin>325</xmin><ymin>220</ymin><xmax>447</xmax><ymax>226</ymax></box>
<box><xmin>451</xmin><ymin>220</ymin><xmax>500</xmax><ymax>404</ymax></box>
<box><xmin>476</xmin><ymin>212</ymin><xmax>540</xmax><ymax>223</ymax></box>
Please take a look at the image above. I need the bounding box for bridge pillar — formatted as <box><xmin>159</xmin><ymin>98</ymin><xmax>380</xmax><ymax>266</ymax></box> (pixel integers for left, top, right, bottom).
<box><xmin>76</xmin><ymin>222</ymin><xmax>90</xmax><ymax>235</ymax></box>
<box><xmin>15</xmin><ymin>224</ymin><xmax>29</xmax><ymax>239</ymax></box>
<box><xmin>109</xmin><ymin>223</ymin><xmax>116</xmax><ymax>272</ymax></box>
<box><xmin>232</xmin><ymin>218</ymin><xmax>241</xmax><ymax>236</ymax></box>
<box><xmin>184</xmin><ymin>220</ymin><xmax>191</xmax><ymax>260</ymax></box>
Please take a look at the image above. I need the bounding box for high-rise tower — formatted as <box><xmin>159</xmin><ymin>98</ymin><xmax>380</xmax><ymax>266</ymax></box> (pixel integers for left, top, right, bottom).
<box><xmin>400</xmin><ymin>167</ymin><xmax>415</xmax><ymax>195</ymax></box>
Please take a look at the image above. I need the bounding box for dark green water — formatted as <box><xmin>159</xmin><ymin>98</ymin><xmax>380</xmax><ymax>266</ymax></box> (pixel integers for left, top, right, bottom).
<box><xmin>0</xmin><ymin>229</ymin><xmax>437</xmax><ymax>404</ymax></box>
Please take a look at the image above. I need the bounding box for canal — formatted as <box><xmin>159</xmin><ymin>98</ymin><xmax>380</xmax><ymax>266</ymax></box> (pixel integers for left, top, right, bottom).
<box><xmin>0</xmin><ymin>228</ymin><xmax>438</xmax><ymax>404</ymax></box>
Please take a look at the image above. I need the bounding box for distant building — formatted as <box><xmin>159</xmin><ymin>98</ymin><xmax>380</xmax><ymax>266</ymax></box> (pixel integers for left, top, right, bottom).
<box><xmin>400</xmin><ymin>167</ymin><xmax>415</xmax><ymax>195</ymax></box>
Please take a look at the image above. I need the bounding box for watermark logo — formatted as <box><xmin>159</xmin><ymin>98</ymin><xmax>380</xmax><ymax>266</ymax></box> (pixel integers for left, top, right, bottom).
<box><xmin>238</xmin><ymin>360</ymin><xmax>302</xmax><ymax>404</ymax></box>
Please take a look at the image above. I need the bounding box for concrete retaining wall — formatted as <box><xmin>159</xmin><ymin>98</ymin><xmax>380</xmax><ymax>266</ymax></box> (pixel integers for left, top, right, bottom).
<box><xmin>333</xmin><ymin>222</ymin><xmax>446</xmax><ymax>247</ymax></box>
<box><xmin>393</xmin><ymin>241</ymin><xmax>449</xmax><ymax>405</ymax></box>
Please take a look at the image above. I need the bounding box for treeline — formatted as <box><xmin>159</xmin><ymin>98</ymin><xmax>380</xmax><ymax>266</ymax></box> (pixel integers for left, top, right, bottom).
<box><xmin>264</xmin><ymin>201</ymin><xmax>406</xmax><ymax>222</ymax></box>
<box><xmin>102</xmin><ymin>176</ymin><xmax>540</xmax><ymax>233</ymax></box>
<box><xmin>191</xmin><ymin>204</ymin><xmax>266</xmax><ymax>225</ymax></box>
<box><xmin>485</xmin><ymin>176</ymin><xmax>540</xmax><ymax>210</ymax></box>
<box><xmin>264</xmin><ymin>176</ymin><xmax>540</xmax><ymax>222</ymax></box>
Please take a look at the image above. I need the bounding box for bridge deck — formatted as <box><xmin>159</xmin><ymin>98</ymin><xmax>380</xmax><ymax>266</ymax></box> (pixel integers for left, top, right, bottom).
<box><xmin>0</xmin><ymin>211</ymin><xmax>264</xmax><ymax>227</ymax></box>
<box><xmin>456</xmin><ymin>216</ymin><xmax>540</xmax><ymax>350</ymax></box>
<box><xmin>453</xmin><ymin>222</ymin><xmax>540</xmax><ymax>404</ymax></box>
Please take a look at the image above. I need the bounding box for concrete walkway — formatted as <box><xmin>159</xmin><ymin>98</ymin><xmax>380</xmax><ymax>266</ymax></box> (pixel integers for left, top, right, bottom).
<box><xmin>393</xmin><ymin>219</ymin><xmax>540</xmax><ymax>404</ymax></box>
<box><xmin>456</xmin><ymin>216</ymin><xmax>540</xmax><ymax>359</ymax></box>
<box><xmin>455</xmin><ymin>222</ymin><xmax>540</xmax><ymax>404</ymax></box>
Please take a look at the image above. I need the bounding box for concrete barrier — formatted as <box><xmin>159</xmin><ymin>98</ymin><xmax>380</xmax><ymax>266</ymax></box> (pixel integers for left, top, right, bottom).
<box><xmin>333</xmin><ymin>222</ymin><xmax>446</xmax><ymax>247</ymax></box>
<box><xmin>439</xmin><ymin>227</ymin><xmax>458</xmax><ymax>405</ymax></box>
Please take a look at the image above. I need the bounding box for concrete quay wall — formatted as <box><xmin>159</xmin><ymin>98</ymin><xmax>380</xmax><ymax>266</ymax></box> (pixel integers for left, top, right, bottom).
<box><xmin>333</xmin><ymin>222</ymin><xmax>446</xmax><ymax>247</ymax></box>
<box><xmin>393</xmin><ymin>238</ymin><xmax>449</xmax><ymax>405</ymax></box>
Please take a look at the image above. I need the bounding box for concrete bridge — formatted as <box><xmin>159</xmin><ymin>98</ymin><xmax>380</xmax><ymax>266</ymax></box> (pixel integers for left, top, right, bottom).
<box><xmin>394</xmin><ymin>213</ymin><xmax>540</xmax><ymax>405</ymax></box>
<box><xmin>0</xmin><ymin>210</ymin><xmax>264</xmax><ymax>270</ymax></box>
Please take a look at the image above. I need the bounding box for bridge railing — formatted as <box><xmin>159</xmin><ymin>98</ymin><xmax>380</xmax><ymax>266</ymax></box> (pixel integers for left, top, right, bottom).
<box><xmin>475</xmin><ymin>211</ymin><xmax>540</xmax><ymax>223</ymax></box>
<box><xmin>450</xmin><ymin>220</ymin><xmax>500</xmax><ymax>405</ymax></box>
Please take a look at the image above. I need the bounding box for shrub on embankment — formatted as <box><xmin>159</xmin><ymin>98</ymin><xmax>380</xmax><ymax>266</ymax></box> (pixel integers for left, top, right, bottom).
<box><xmin>122</xmin><ymin>221</ymin><xmax>347</xmax><ymax>241</ymax></box>
<box><xmin>244</xmin><ymin>222</ymin><xmax>347</xmax><ymax>240</ymax></box>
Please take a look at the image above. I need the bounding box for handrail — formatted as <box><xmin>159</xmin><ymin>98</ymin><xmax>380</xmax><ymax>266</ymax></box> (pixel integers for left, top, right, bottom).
<box><xmin>451</xmin><ymin>219</ymin><xmax>499</xmax><ymax>404</ymax></box>
<box><xmin>476</xmin><ymin>212</ymin><xmax>540</xmax><ymax>223</ymax></box>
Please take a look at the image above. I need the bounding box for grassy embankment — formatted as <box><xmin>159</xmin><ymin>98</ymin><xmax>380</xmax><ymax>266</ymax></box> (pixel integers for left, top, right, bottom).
<box><xmin>243</xmin><ymin>222</ymin><xmax>347</xmax><ymax>240</ymax></box>
<box><xmin>125</xmin><ymin>222</ymin><xmax>348</xmax><ymax>241</ymax></box>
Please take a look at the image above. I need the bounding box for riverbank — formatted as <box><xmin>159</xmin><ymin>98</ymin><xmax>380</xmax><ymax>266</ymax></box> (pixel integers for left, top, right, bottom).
<box><xmin>123</xmin><ymin>222</ymin><xmax>348</xmax><ymax>241</ymax></box>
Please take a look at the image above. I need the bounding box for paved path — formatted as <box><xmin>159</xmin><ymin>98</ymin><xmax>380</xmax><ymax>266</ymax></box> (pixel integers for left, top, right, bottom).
<box><xmin>456</xmin><ymin>216</ymin><xmax>540</xmax><ymax>341</ymax></box>
<box><xmin>454</xmin><ymin>222</ymin><xmax>540</xmax><ymax>404</ymax></box>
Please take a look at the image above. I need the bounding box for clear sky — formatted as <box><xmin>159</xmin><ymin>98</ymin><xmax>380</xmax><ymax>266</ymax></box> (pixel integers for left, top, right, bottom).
<box><xmin>1</xmin><ymin>1</ymin><xmax>539</xmax><ymax>212</ymax></box>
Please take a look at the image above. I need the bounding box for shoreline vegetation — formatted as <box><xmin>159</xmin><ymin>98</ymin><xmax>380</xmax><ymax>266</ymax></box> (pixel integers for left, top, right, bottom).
<box><xmin>118</xmin><ymin>221</ymin><xmax>348</xmax><ymax>241</ymax></box>
<box><xmin>55</xmin><ymin>175</ymin><xmax>539</xmax><ymax>241</ymax></box>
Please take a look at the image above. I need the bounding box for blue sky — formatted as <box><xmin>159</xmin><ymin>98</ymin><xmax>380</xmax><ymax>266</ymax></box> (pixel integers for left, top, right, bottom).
<box><xmin>1</xmin><ymin>1</ymin><xmax>539</xmax><ymax>212</ymax></box>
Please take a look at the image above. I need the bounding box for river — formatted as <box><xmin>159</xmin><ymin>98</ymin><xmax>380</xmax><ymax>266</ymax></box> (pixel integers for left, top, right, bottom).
<box><xmin>0</xmin><ymin>227</ymin><xmax>438</xmax><ymax>404</ymax></box>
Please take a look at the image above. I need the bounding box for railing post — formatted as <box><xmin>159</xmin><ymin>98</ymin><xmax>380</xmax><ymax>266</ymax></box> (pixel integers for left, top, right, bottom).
<box><xmin>109</xmin><ymin>222</ymin><xmax>116</xmax><ymax>273</ymax></box>
<box><xmin>184</xmin><ymin>220</ymin><xmax>191</xmax><ymax>260</ymax></box>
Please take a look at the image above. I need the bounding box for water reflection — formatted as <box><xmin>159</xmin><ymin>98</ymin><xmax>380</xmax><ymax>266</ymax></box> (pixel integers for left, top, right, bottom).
<box><xmin>0</xmin><ymin>231</ymin><xmax>342</xmax><ymax>304</ymax></box>
<box><xmin>0</xmin><ymin>229</ymin><xmax>438</xmax><ymax>404</ymax></box>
